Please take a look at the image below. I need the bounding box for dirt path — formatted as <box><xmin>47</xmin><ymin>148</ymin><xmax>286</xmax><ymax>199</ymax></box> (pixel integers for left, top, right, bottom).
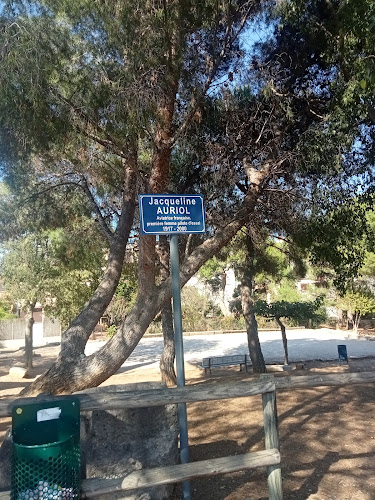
<box><xmin>1</xmin><ymin>342</ymin><xmax>375</xmax><ymax>499</ymax></box>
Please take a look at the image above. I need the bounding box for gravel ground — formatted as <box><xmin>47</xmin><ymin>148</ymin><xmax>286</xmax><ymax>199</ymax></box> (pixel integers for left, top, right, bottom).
<box><xmin>2</xmin><ymin>328</ymin><xmax>375</xmax><ymax>499</ymax></box>
<box><xmin>84</xmin><ymin>327</ymin><xmax>375</xmax><ymax>371</ymax></box>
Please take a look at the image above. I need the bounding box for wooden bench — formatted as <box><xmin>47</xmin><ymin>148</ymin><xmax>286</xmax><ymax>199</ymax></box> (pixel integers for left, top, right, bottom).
<box><xmin>202</xmin><ymin>354</ymin><xmax>251</xmax><ymax>375</ymax></box>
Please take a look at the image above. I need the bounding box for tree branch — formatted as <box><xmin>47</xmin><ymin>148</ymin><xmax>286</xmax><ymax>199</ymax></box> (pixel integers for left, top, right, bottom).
<box><xmin>171</xmin><ymin>0</ymin><xmax>259</xmax><ymax>146</ymax></box>
<box><xmin>50</xmin><ymin>87</ymin><xmax>128</xmax><ymax>158</ymax></box>
<box><xmin>80</xmin><ymin>177</ymin><xmax>114</xmax><ymax>243</ymax></box>
<box><xmin>21</xmin><ymin>181</ymin><xmax>81</xmax><ymax>203</ymax></box>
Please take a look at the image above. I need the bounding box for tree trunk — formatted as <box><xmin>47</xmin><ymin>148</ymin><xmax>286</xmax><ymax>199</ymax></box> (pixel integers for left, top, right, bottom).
<box><xmin>353</xmin><ymin>311</ymin><xmax>360</xmax><ymax>333</ymax></box>
<box><xmin>241</xmin><ymin>235</ymin><xmax>266</xmax><ymax>374</ymax></box>
<box><xmin>158</xmin><ymin>235</ymin><xmax>177</xmax><ymax>386</ymax></box>
<box><xmin>60</xmin><ymin>154</ymin><xmax>138</xmax><ymax>359</ymax></box>
<box><xmin>24</xmin><ymin>303</ymin><xmax>35</xmax><ymax>370</ymax></box>
<box><xmin>160</xmin><ymin>301</ymin><xmax>177</xmax><ymax>386</ymax></box>
<box><xmin>241</xmin><ymin>281</ymin><xmax>267</xmax><ymax>373</ymax></box>
<box><xmin>275</xmin><ymin>316</ymin><xmax>288</xmax><ymax>365</ymax></box>
<box><xmin>21</xmin><ymin>159</ymin><xmax>272</xmax><ymax>396</ymax></box>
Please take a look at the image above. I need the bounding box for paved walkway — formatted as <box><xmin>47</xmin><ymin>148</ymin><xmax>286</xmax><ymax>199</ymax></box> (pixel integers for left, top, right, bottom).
<box><xmin>85</xmin><ymin>328</ymin><xmax>375</xmax><ymax>371</ymax></box>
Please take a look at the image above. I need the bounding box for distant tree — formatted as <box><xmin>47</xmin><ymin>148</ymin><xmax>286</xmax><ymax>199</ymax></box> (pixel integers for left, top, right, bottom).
<box><xmin>1</xmin><ymin>227</ymin><xmax>104</xmax><ymax>367</ymax></box>
<box><xmin>181</xmin><ymin>286</ymin><xmax>215</xmax><ymax>332</ymax></box>
<box><xmin>359</xmin><ymin>211</ymin><xmax>375</xmax><ymax>278</ymax></box>
<box><xmin>1</xmin><ymin>236</ymin><xmax>46</xmax><ymax>369</ymax></box>
<box><xmin>254</xmin><ymin>298</ymin><xmax>324</xmax><ymax>364</ymax></box>
<box><xmin>338</xmin><ymin>287</ymin><xmax>375</xmax><ymax>333</ymax></box>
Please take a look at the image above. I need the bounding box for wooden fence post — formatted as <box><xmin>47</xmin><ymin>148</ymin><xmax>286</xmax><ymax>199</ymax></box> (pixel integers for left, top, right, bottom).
<box><xmin>261</xmin><ymin>375</ymin><xmax>283</xmax><ymax>500</ymax></box>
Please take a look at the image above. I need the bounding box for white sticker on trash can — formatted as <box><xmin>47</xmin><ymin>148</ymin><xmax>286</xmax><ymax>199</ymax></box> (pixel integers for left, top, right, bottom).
<box><xmin>36</xmin><ymin>407</ymin><xmax>62</xmax><ymax>422</ymax></box>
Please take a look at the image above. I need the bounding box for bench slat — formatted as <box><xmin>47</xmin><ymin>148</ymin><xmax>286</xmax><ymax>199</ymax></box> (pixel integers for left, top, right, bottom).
<box><xmin>202</xmin><ymin>354</ymin><xmax>252</xmax><ymax>374</ymax></box>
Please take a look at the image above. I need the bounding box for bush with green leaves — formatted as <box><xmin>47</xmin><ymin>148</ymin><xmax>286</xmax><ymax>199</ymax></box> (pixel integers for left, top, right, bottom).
<box><xmin>338</xmin><ymin>286</ymin><xmax>375</xmax><ymax>332</ymax></box>
<box><xmin>0</xmin><ymin>298</ymin><xmax>15</xmax><ymax>319</ymax></box>
<box><xmin>106</xmin><ymin>325</ymin><xmax>118</xmax><ymax>338</ymax></box>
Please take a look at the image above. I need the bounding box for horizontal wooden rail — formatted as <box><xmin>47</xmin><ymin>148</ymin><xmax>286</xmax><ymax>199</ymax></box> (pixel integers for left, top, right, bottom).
<box><xmin>0</xmin><ymin>378</ymin><xmax>283</xmax><ymax>499</ymax></box>
<box><xmin>2</xmin><ymin>370</ymin><xmax>375</xmax><ymax>419</ymax></box>
<box><xmin>82</xmin><ymin>449</ymin><xmax>280</xmax><ymax>498</ymax></box>
<box><xmin>0</xmin><ymin>378</ymin><xmax>275</xmax><ymax>418</ymax></box>
<box><xmin>274</xmin><ymin>371</ymin><xmax>375</xmax><ymax>390</ymax></box>
<box><xmin>0</xmin><ymin>449</ymin><xmax>280</xmax><ymax>500</ymax></box>
<box><xmin>2</xmin><ymin>371</ymin><xmax>375</xmax><ymax>419</ymax></box>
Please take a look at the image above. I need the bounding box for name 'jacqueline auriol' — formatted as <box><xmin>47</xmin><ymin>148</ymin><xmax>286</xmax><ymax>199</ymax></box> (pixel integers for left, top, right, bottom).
<box><xmin>148</xmin><ymin>196</ymin><xmax>197</xmax><ymax>215</ymax></box>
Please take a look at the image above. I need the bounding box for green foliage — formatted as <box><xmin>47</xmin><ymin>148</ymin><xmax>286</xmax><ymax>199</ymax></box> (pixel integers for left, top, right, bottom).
<box><xmin>254</xmin><ymin>297</ymin><xmax>324</xmax><ymax>325</ymax></box>
<box><xmin>359</xmin><ymin>210</ymin><xmax>375</xmax><ymax>276</ymax></box>
<box><xmin>295</xmin><ymin>201</ymin><xmax>373</xmax><ymax>291</ymax></box>
<box><xmin>199</xmin><ymin>256</ymin><xmax>226</xmax><ymax>281</ymax></box>
<box><xmin>181</xmin><ymin>286</ymin><xmax>219</xmax><ymax>332</ymax></box>
<box><xmin>339</xmin><ymin>288</ymin><xmax>375</xmax><ymax>315</ymax></box>
<box><xmin>147</xmin><ymin>312</ymin><xmax>245</xmax><ymax>334</ymax></box>
<box><xmin>0</xmin><ymin>298</ymin><xmax>15</xmax><ymax>319</ymax></box>
<box><xmin>105</xmin><ymin>262</ymin><xmax>138</xmax><ymax>326</ymax></box>
<box><xmin>338</xmin><ymin>285</ymin><xmax>375</xmax><ymax>331</ymax></box>
<box><xmin>148</xmin><ymin>286</ymin><xmax>229</xmax><ymax>333</ymax></box>
<box><xmin>0</xmin><ymin>224</ymin><xmax>105</xmax><ymax>325</ymax></box>
<box><xmin>272</xmin><ymin>281</ymin><xmax>303</xmax><ymax>303</ymax></box>
<box><xmin>360</xmin><ymin>253</ymin><xmax>375</xmax><ymax>277</ymax></box>
<box><xmin>106</xmin><ymin>325</ymin><xmax>118</xmax><ymax>338</ymax></box>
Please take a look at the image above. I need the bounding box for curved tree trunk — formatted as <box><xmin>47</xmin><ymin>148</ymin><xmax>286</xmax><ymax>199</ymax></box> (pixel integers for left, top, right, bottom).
<box><xmin>60</xmin><ymin>153</ymin><xmax>138</xmax><ymax>360</ymax></box>
<box><xmin>19</xmin><ymin>154</ymin><xmax>138</xmax><ymax>396</ymax></box>
<box><xmin>275</xmin><ymin>316</ymin><xmax>288</xmax><ymax>365</ymax></box>
<box><xmin>21</xmin><ymin>156</ymin><xmax>272</xmax><ymax>396</ymax></box>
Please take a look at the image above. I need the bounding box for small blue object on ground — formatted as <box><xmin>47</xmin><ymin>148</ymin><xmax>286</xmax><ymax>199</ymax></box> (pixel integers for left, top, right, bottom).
<box><xmin>338</xmin><ymin>344</ymin><xmax>348</xmax><ymax>364</ymax></box>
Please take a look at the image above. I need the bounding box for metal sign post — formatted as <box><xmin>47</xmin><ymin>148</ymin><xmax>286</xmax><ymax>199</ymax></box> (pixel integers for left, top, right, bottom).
<box><xmin>170</xmin><ymin>234</ymin><xmax>191</xmax><ymax>500</ymax></box>
<box><xmin>139</xmin><ymin>194</ymin><xmax>206</xmax><ymax>500</ymax></box>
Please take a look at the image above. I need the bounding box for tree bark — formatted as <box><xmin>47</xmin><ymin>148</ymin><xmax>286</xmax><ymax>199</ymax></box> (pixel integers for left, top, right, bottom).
<box><xmin>275</xmin><ymin>316</ymin><xmax>288</xmax><ymax>365</ymax></box>
<box><xmin>60</xmin><ymin>153</ymin><xmax>138</xmax><ymax>359</ymax></box>
<box><xmin>241</xmin><ymin>279</ymin><xmax>267</xmax><ymax>374</ymax></box>
<box><xmin>158</xmin><ymin>235</ymin><xmax>177</xmax><ymax>386</ymax></box>
<box><xmin>160</xmin><ymin>301</ymin><xmax>177</xmax><ymax>386</ymax></box>
<box><xmin>21</xmin><ymin>145</ymin><xmax>273</xmax><ymax>396</ymax></box>
<box><xmin>241</xmin><ymin>235</ymin><xmax>267</xmax><ymax>374</ymax></box>
<box><xmin>353</xmin><ymin>311</ymin><xmax>360</xmax><ymax>333</ymax></box>
<box><xmin>24</xmin><ymin>302</ymin><xmax>35</xmax><ymax>371</ymax></box>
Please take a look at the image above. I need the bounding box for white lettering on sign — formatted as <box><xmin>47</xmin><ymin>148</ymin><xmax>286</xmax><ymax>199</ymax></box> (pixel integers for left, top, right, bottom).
<box><xmin>149</xmin><ymin>196</ymin><xmax>196</xmax><ymax>206</ymax></box>
<box><xmin>156</xmin><ymin>206</ymin><xmax>191</xmax><ymax>215</ymax></box>
<box><xmin>139</xmin><ymin>194</ymin><xmax>205</xmax><ymax>235</ymax></box>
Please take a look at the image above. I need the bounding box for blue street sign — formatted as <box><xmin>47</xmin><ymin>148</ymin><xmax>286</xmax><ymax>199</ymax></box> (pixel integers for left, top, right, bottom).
<box><xmin>139</xmin><ymin>194</ymin><xmax>206</xmax><ymax>235</ymax></box>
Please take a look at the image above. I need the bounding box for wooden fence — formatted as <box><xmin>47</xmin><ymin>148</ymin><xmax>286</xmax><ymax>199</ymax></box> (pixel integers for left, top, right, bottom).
<box><xmin>2</xmin><ymin>370</ymin><xmax>375</xmax><ymax>500</ymax></box>
<box><xmin>0</xmin><ymin>377</ymin><xmax>282</xmax><ymax>500</ymax></box>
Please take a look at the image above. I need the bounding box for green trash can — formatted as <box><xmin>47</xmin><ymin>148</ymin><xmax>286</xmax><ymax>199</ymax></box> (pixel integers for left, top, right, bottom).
<box><xmin>11</xmin><ymin>397</ymin><xmax>81</xmax><ymax>500</ymax></box>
